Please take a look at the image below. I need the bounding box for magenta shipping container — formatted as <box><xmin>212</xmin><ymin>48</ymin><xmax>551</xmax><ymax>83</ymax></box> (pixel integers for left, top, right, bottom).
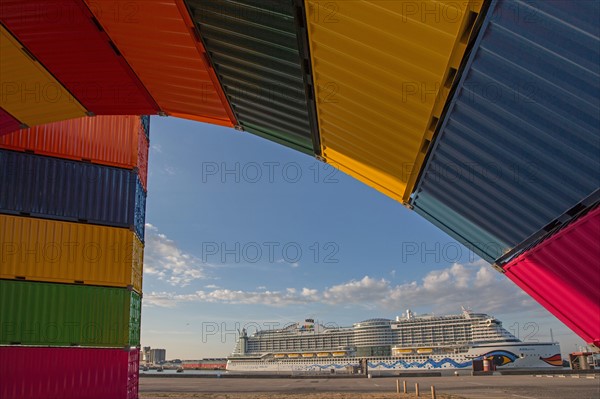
<box><xmin>0</xmin><ymin>346</ymin><xmax>139</xmax><ymax>399</ymax></box>
<box><xmin>0</xmin><ymin>107</ymin><xmax>20</xmax><ymax>136</ymax></box>
<box><xmin>503</xmin><ymin>205</ymin><xmax>600</xmax><ymax>348</ymax></box>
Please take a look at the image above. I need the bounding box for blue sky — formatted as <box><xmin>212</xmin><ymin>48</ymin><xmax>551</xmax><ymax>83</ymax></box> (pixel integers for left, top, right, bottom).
<box><xmin>140</xmin><ymin>116</ymin><xmax>586</xmax><ymax>360</ymax></box>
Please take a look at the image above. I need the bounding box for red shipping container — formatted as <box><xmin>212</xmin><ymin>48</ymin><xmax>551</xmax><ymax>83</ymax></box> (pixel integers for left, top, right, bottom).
<box><xmin>0</xmin><ymin>346</ymin><xmax>139</xmax><ymax>399</ymax></box>
<box><xmin>0</xmin><ymin>107</ymin><xmax>20</xmax><ymax>136</ymax></box>
<box><xmin>0</xmin><ymin>0</ymin><xmax>158</xmax><ymax>115</ymax></box>
<box><xmin>0</xmin><ymin>115</ymin><xmax>149</xmax><ymax>191</ymax></box>
<box><xmin>503</xmin><ymin>206</ymin><xmax>600</xmax><ymax>347</ymax></box>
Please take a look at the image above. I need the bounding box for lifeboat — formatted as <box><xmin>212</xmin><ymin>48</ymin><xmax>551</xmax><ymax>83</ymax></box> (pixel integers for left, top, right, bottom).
<box><xmin>274</xmin><ymin>354</ymin><xmax>285</xmax><ymax>358</ymax></box>
<box><xmin>332</xmin><ymin>351</ymin><xmax>346</xmax><ymax>357</ymax></box>
<box><xmin>394</xmin><ymin>348</ymin><xmax>413</xmax><ymax>355</ymax></box>
<box><xmin>287</xmin><ymin>353</ymin><xmax>300</xmax><ymax>358</ymax></box>
<box><xmin>317</xmin><ymin>352</ymin><xmax>330</xmax><ymax>357</ymax></box>
<box><xmin>302</xmin><ymin>353</ymin><xmax>314</xmax><ymax>358</ymax></box>
<box><xmin>417</xmin><ymin>348</ymin><xmax>433</xmax><ymax>354</ymax></box>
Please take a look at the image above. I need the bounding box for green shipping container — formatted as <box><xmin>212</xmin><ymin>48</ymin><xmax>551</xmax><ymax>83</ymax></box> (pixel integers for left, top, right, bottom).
<box><xmin>185</xmin><ymin>0</ymin><xmax>320</xmax><ymax>155</ymax></box>
<box><xmin>0</xmin><ymin>280</ymin><xmax>141</xmax><ymax>347</ymax></box>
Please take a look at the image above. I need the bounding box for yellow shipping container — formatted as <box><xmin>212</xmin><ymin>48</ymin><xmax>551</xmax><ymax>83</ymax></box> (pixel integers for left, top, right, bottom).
<box><xmin>0</xmin><ymin>215</ymin><xmax>143</xmax><ymax>293</ymax></box>
<box><xmin>306</xmin><ymin>0</ymin><xmax>484</xmax><ymax>203</ymax></box>
<box><xmin>0</xmin><ymin>25</ymin><xmax>87</xmax><ymax>127</ymax></box>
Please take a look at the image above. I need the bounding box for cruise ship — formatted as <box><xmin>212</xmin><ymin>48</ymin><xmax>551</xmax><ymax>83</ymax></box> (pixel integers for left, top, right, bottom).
<box><xmin>227</xmin><ymin>310</ymin><xmax>562</xmax><ymax>372</ymax></box>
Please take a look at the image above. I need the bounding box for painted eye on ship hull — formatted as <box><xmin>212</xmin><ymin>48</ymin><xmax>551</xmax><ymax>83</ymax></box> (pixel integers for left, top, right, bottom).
<box><xmin>491</xmin><ymin>355</ymin><xmax>513</xmax><ymax>366</ymax></box>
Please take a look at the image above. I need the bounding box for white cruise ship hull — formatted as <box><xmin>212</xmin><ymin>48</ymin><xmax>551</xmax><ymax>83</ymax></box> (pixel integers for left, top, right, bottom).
<box><xmin>227</xmin><ymin>343</ymin><xmax>562</xmax><ymax>372</ymax></box>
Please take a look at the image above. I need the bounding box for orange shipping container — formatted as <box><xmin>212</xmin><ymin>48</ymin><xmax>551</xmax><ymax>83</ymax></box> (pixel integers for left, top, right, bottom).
<box><xmin>85</xmin><ymin>0</ymin><xmax>236</xmax><ymax>127</ymax></box>
<box><xmin>0</xmin><ymin>115</ymin><xmax>149</xmax><ymax>191</ymax></box>
<box><xmin>0</xmin><ymin>214</ymin><xmax>143</xmax><ymax>294</ymax></box>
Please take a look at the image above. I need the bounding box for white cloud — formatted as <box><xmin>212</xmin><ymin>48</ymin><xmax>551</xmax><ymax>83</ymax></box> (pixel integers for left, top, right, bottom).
<box><xmin>144</xmin><ymin>224</ymin><xmax>209</xmax><ymax>287</ymax></box>
<box><xmin>276</xmin><ymin>259</ymin><xmax>300</xmax><ymax>268</ymax></box>
<box><xmin>144</xmin><ymin>288</ymin><xmax>316</xmax><ymax>308</ymax></box>
<box><xmin>143</xmin><ymin>261</ymin><xmax>537</xmax><ymax>315</ymax></box>
<box><xmin>323</xmin><ymin>276</ymin><xmax>390</xmax><ymax>304</ymax></box>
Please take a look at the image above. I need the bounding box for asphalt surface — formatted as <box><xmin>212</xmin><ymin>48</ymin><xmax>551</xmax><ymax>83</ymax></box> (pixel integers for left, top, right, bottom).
<box><xmin>139</xmin><ymin>374</ymin><xmax>600</xmax><ymax>399</ymax></box>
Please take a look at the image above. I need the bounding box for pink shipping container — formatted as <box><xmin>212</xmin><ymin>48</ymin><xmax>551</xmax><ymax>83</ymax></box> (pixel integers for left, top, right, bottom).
<box><xmin>0</xmin><ymin>346</ymin><xmax>139</xmax><ymax>399</ymax></box>
<box><xmin>503</xmin><ymin>205</ymin><xmax>600</xmax><ymax>348</ymax></box>
<box><xmin>0</xmin><ymin>107</ymin><xmax>20</xmax><ymax>136</ymax></box>
<box><xmin>0</xmin><ymin>115</ymin><xmax>149</xmax><ymax>190</ymax></box>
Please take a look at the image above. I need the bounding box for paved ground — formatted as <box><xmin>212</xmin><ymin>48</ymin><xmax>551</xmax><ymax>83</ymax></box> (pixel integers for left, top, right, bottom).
<box><xmin>140</xmin><ymin>374</ymin><xmax>600</xmax><ymax>399</ymax></box>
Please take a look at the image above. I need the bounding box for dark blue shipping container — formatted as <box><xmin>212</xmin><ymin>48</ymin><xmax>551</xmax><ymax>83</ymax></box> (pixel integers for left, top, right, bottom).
<box><xmin>0</xmin><ymin>149</ymin><xmax>146</xmax><ymax>242</ymax></box>
<box><xmin>410</xmin><ymin>0</ymin><xmax>600</xmax><ymax>263</ymax></box>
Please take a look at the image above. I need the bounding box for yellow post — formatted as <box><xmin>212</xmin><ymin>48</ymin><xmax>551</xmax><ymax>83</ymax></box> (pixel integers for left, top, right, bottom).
<box><xmin>403</xmin><ymin>380</ymin><xmax>407</xmax><ymax>393</ymax></box>
<box><xmin>396</xmin><ymin>379</ymin><xmax>400</xmax><ymax>393</ymax></box>
<box><xmin>416</xmin><ymin>382</ymin><xmax>420</xmax><ymax>397</ymax></box>
<box><xmin>431</xmin><ymin>385</ymin><xmax>436</xmax><ymax>399</ymax></box>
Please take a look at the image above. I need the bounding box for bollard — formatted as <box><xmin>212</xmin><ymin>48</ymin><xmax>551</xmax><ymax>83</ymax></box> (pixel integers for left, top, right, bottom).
<box><xmin>396</xmin><ymin>379</ymin><xmax>400</xmax><ymax>394</ymax></box>
<box><xmin>431</xmin><ymin>385</ymin><xmax>436</xmax><ymax>399</ymax></box>
<box><xmin>403</xmin><ymin>380</ymin><xmax>407</xmax><ymax>394</ymax></box>
<box><xmin>415</xmin><ymin>382</ymin><xmax>420</xmax><ymax>397</ymax></box>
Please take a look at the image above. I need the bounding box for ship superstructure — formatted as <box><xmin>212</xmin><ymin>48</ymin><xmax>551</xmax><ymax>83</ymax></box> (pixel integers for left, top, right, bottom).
<box><xmin>227</xmin><ymin>310</ymin><xmax>562</xmax><ymax>372</ymax></box>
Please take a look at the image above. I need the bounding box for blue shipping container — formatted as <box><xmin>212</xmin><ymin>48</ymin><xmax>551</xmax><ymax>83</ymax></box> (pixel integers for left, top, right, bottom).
<box><xmin>0</xmin><ymin>149</ymin><xmax>146</xmax><ymax>242</ymax></box>
<box><xmin>410</xmin><ymin>0</ymin><xmax>600</xmax><ymax>263</ymax></box>
<box><xmin>140</xmin><ymin>115</ymin><xmax>150</xmax><ymax>141</ymax></box>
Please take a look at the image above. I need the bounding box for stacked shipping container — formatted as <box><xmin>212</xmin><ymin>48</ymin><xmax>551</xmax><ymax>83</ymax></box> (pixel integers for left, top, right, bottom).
<box><xmin>184</xmin><ymin>0</ymin><xmax>321</xmax><ymax>155</ymax></box>
<box><xmin>0</xmin><ymin>115</ymin><xmax>148</xmax><ymax>398</ymax></box>
<box><xmin>305</xmin><ymin>0</ymin><xmax>484</xmax><ymax>202</ymax></box>
<box><xmin>0</xmin><ymin>25</ymin><xmax>87</xmax><ymax>127</ymax></box>
<box><xmin>408</xmin><ymin>0</ymin><xmax>600</xmax><ymax>346</ymax></box>
<box><xmin>410</xmin><ymin>0</ymin><xmax>600</xmax><ymax>263</ymax></box>
<box><xmin>501</xmin><ymin>205</ymin><xmax>600</xmax><ymax>348</ymax></box>
<box><xmin>0</xmin><ymin>0</ymin><xmax>159</xmax><ymax>116</ymax></box>
<box><xmin>83</xmin><ymin>0</ymin><xmax>236</xmax><ymax>127</ymax></box>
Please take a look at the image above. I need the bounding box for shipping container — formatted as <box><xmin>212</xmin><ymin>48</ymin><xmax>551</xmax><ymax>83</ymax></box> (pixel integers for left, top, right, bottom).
<box><xmin>185</xmin><ymin>0</ymin><xmax>320</xmax><ymax>155</ymax></box>
<box><xmin>84</xmin><ymin>0</ymin><xmax>236</xmax><ymax>127</ymax></box>
<box><xmin>0</xmin><ymin>346</ymin><xmax>139</xmax><ymax>399</ymax></box>
<box><xmin>0</xmin><ymin>280</ymin><xmax>141</xmax><ymax>347</ymax></box>
<box><xmin>0</xmin><ymin>107</ymin><xmax>21</xmax><ymax>136</ymax></box>
<box><xmin>305</xmin><ymin>0</ymin><xmax>484</xmax><ymax>202</ymax></box>
<box><xmin>0</xmin><ymin>214</ymin><xmax>143</xmax><ymax>293</ymax></box>
<box><xmin>0</xmin><ymin>150</ymin><xmax>146</xmax><ymax>241</ymax></box>
<box><xmin>411</xmin><ymin>0</ymin><xmax>600</xmax><ymax>261</ymax></box>
<box><xmin>141</xmin><ymin>115</ymin><xmax>151</xmax><ymax>140</ymax></box>
<box><xmin>0</xmin><ymin>0</ymin><xmax>159</xmax><ymax>115</ymax></box>
<box><xmin>0</xmin><ymin>115</ymin><xmax>150</xmax><ymax>191</ymax></box>
<box><xmin>413</xmin><ymin>192</ymin><xmax>509</xmax><ymax>263</ymax></box>
<box><xmin>502</xmin><ymin>205</ymin><xmax>600</xmax><ymax>347</ymax></box>
<box><xmin>0</xmin><ymin>25</ymin><xmax>87</xmax><ymax>127</ymax></box>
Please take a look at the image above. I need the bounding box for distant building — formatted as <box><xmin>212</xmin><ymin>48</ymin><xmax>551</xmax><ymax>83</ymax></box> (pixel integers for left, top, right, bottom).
<box><xmin>142</xmin><ymin>347</ymin><xmax>166</xmax><ymax>365</ymax></box>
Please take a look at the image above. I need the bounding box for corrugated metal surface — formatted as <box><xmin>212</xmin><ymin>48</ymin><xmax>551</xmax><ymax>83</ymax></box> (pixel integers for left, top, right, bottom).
<box><xmin>0</xmin><ymin>150</ymin><xmax>146</xmax><ymax>241</ymax></box>
<box><xmin>0</xmin><ymin>115</ymin><xmax>150</xmax><ymax>191</ymax></box>
<box><xmin>306</xmin><ymin>0</ymin><xmax>484</xmax><ymax>201</ymax></box>
<box><xmin>414</xmin><ymin>192</ymin><xmax>509</xmax><ymax>263</ymax></box>
<box><xmin>141</xmin><ymin>115</ymin><xmax>150</xmax><ymax>140</ymax></box>
<box><xmin>186</xmin><ymin>0</ymin><xmax>320</xmax><ymax>154</ymax></box>
<box><xmin>503</xmin><ymin>205</ymin><xmax>600</xmax><ymax>347</ymax></box>
<box><xmin>0</xmin><ymin>0</ymin><xmax>158</xmax><ymax>115</ymax></box>
<box><xmin>0</xmin><ymin>280</ymin><xmax>141</xmax><ymax>347</ymax></box>
<box><xmin>411</xmin><ymin>0</ymin><xmax>600</xmax><ymax>260</ymax></box>
<box><xmin>0</xmin><ymin>25</ymin><xmax>87</xmax><ymax>127</ymax></box>
<box><xmin>0</xmin><ymin>347</ymin><xmax>139</xmax><ymax>399</ymax></box>
<box><xmin>84</xmin><ymin>0</ymin><xmax>236</xmax><ymax>127</ymax></box>
<box><xmin>0</xmin><ymin>214</ymin><xmax>143</xmax><ymax>293</ymax></box>
<box><xmin>0</xmin><ymin>107</ymin><xmax>21</xmax><ymax>136</ymax></box>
